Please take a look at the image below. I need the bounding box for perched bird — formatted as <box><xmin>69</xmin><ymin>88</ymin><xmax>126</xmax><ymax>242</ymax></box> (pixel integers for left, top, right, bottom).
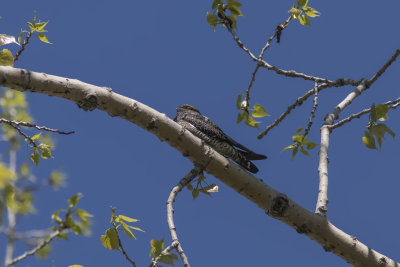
<box><xmin>174</xmin><ymin>104</ymin><xmax>267</xmax><ymax>173</ymax></box>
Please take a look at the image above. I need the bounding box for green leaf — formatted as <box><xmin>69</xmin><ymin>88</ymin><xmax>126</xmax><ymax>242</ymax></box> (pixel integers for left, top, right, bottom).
<box><xmin>128</xmin><ymin>225</ymin><xmax>145</xmax><ymax>232</ymax></box>
<box><xmin>292</xmin><ymin>146</ymin><xmax>299</xmax><ymax>159</ymax></box>
<box><xmin>30</xmin><ymin>147</ymin><xmax>40</xmax><ymax>166</ymax></box>
<box><xmin>36</xmin><ymin>244</ymin><xmax>52</xmax><ymax>259</ymax></box>
<box><xmin>0</xmin><ymin>162</ymin><xmax>16</xmax><ymax>189</ymax></box>
<box><xmin>101</xmin><ymin>228</ymin><xmax>120</xmax><ymax>250</ymax></box>
<box><xmin>120</xmin><ymin>221</ymin><xmax>136</xmax><ymax>239</ymax></box>
<box><xmin>18</xmin><ymin>30</ymin><xmax>23</xmax><ymax>44</ymax></box>
<box><xmin>227</xmin><ymin>0</ymin><xmax>243</xmax><ymax>7</ymax></box>
<box><xmin>292</xmin><ymin>134</ymin><xmax>303</xmax><ymax>143</ymax></box>
<box><xmin>212</xmin><ymin>0</ymin><xmax>223</xmax><ymax>10</ymax></box>
<box><xmin>38</xmin><ymin>33</ymin><xmax>52</xmax><ymax>44</ymax></box>
<box><xmin>74</xmin><ymin>209</ymin><xmax>93</xmax><ymax>223</ymax></box>
<box><xmin>300</xmin><ymin>147</ymin><xmax>310</xmax><ymax>156</ymax></box>
<box><xmin>375</xmin><ymin>104</ymin><xmax>389</xmax><ymax>121</ymax></box>
<box><xmin>227</xmin><ymin>5</ymin><xmax>243</xmax><ymax>16</ymax></box>
<box><xmin>0</xmin><ymin>49</ymin><xmax>14</xmax><ymax>66</ymax></box>
<box><xmin>305</xmin><ymin>141</ymin><xmax>318</xmax><ymax>150</ymax></box>
<box><xmin>117</xmin><ymin>214</ymin><xmax>138</xmax><ymax>222</ymax></box>
<box><xmin>68</xmin><ymin>193</ymin><xmax>81</xmax><ymax>207</ymax></box>
<box><xmin>49</xmin><ymin>171</ymin><xmax>66</xmax><ymax>190</ymax></box>
<box><xmin>299</xmin><ymin>14</ymin><xmax>311</xmax><ymax>26</ymax></box>
<box><xmin>71</xmin><ymin>224</ymin><xmax>82</xmax><ymax>235</ymax></box>
<box><xmin>283</xmin><ymin>144</ymin><xmax>296</xmax><ymax>151</ymax></box>
<box><xmin>362</xmin><ymin>131</ymin><xmax>376</xmax><ymax>149</ymax></box>
<box><xmin>252</xmin><ymin>104</ymin><xmax>268</xmax><ymax>117</ymax></box>
<box><xmin>159</xmin><ymin>253</ymin><xmax>179</xmax><ymax>265</ymax></box>
<box><xmin>32</xmin><ymin>133</ymin><xmax>42</xmax><ymax>141</ymax></box>
<box><xmin>236</xmin><ymin>112</ymin><xmax>244</xmax><ymax>124</ymax></box>
<box><xmin>296</xmin><ymin>127</ymin><xmax>303</xmax><ymax>135</ymax></box>
<box><xmin>297</xmin><ymin>0</ymin><xmax>308</xmax><ymax>7</ymax></box>
<box><xmin>236</xmin><ymin>94</ymin><xmax>244</xmax><ymax>109</ymax></box>
<box><xmin>34</xmin><ymin>21</ymin><xmax>48</xmax><ymax>32</ymax></box>
<box><xmin>244</xmin><ymin>116</ymin><xmax>260</xmax><ymax>128</ymax></box>
<box><xmin>192</xmin><ymin>188</ymin><xmax>200</xmax><ymax>200</ymax></box>
<box><xmin>206</xmin><ymin>12</ymin><xmax>219</xmax><ymax>31</ymax></box>
<box><xmin>51</xmin><ymin>209</ymin><xmax>63</xmax><ymax>223</ymax></box>
<box><xmin>39</xmin><ymin>143</ymin><xmax>52</xmax><ymax>159</ymax></box>
<box><xmin>57</xmin><ymin>231</ymin><xmax>68</xmax><ymax>240</ymax></box>
<box><xmin>289</xmin><ymin>7</ymin><xmax>302</xmax><ymax>18</ymax></box>
<box><xmin>150</xmin><ymin>239</ymin><xmax>164</xmax><ymax>257</ymax></box>
<box><xmin>303</xmin><ymin>7</ymin><xmax>320</xmax><ymax>17</ymax></box>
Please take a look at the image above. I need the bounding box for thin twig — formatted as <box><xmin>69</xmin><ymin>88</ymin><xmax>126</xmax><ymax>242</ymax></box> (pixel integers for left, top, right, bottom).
<box><xmin>302</xmin><ymin>82</ymin><xmax>319</xmax><ymax>140</ymax></box>
<box><xmin>118</xmin><ymin>238</ymin><xmax>137</xmax><ymax>267</ymax></box>
<box><xmin>329</xmin><ymin>97</ymin><xmax>400</xmax><ymax>130</ymax></box>
<box><xmin>0</xmin><ymin>119</ymin><xmax>75</xmax><ymax>135</ymax></box>
<box><xmin>6</xmin><ymin>230</ymin><xmax>61</xmax><ymax>267</ymax></box>
<box><xmin>244</xmin><ymin>16</ymin><xmax>293</xmax><ymax>106</ymax></box>
<box><xmin>368</xmin><ymin>49</ymin><xmax>400</xmax><ymax>86</ymax></box>
<box><xmin>257</xmin><ymin>78</ymin><xmax>362</xmax><ymax>139</ymax></box>
<box><xmin>227</xmin><ymin>27</ymin><xmax>338</xmax><ymax>84</ymax></box>
<box><xmin>14</xmin><ymin>32</ymin><xmax>32</xmax><ymax>63</ymax></box>
<box><xmin>164</xmin><ymin>167</ymin><xmax>201</xmax><ymax>267</ymax></box>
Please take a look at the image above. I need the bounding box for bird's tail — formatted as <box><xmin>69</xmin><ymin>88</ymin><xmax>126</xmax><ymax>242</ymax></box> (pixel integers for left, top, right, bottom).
<box><xmin>241</xmin><ymin>151</ymin><xmax>267</xmax><ymax>161</ymax></box>
<box><xmin>233</xmin><ymin>152</ymin><xmax>260</xmax><ymax>173</ymax></box>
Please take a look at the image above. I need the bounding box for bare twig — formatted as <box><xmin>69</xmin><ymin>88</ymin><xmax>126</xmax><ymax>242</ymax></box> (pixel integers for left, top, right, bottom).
<box><xmin>258</xmin><ymin>83</ymin><xmax>328</xmax><ymax>138</ymax></box>
<box><xmin>6</xmin><ymin>230</ymin><xmax>61</xmax><ymax>267</ymax></box>
<box><xmin>227</xmin><ymin>27</ymin><xmax>339</xmax><ymax>84</ymax></box>
<box><xmin>14</xmin><ymin>32</ymin><xmax>32</xmax><ymax>63</ymax></box>
<box><xmin>0</xmin><ymin>119</ymin><xmax>75</xmax><ymax>135</ymax></box>
<box><xmin>302</xmin><ymin>82</ymin><xmax>319</xmax><ymax>140</ymax></box>
<box><xmin>118</xmin><ymin>238</ymin><xmax>137</xmax><ymax>267</ymax></box>
<box><xmin>368</xmin><ymin>49</ymin><xmax>400</xmax><ymax>86</ymax></box>
<box><xmin>244</xmin><ymin>16</ymin><xmax>293</xmax><ymax>106</ymax></box>
<box><xmin>329</xmin><ymin>97</ymin><xmax>400</xmax><ymax>130</ymax></box>
<box><xmin>164</xmin><ymin>167</ymin><xmax>201</xmax><ymax>267</ymax></box>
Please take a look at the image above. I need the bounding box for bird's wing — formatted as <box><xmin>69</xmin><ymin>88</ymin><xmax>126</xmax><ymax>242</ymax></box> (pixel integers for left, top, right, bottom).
<box><xmin>184</xmin><ymin>113</ymin><xmax>267</xmax><ymax>159</ymax></box>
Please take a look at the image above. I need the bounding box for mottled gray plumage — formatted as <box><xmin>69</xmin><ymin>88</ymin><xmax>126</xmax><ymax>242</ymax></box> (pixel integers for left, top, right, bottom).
<box><xmin>174</xmin><ymin>104</ymin><xmax>266</xmax><ymax>173</ymax></box>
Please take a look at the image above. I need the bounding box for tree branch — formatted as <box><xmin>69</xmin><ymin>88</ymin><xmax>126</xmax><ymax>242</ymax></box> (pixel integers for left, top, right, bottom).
<box><xmin>0</xmin><ymin>66</ymin><xmax>398</xmax><ymax>266</ymax></box>
<box><xmin>6</xmin><ymin>230</ymin><xmax>61</xmax><ymax>267</ymax></box>
<box><xmin>329</xmin><ymin>97</ymin><xmax>400</xmax><ymax>131</ymax></box>
<box><xmin>166</xmin><ymin>167</ymin><xmax>201</xmax><ymax>267</ymax></box>
<box><xmin>0</xmin><ymin>118</ymin><xmax>74</xmax><ymax>135</ymax></box>
<box><xmin>316</xmin><ymin>49</ymin><xmax>400</xmax><ymax>215</ymax></box>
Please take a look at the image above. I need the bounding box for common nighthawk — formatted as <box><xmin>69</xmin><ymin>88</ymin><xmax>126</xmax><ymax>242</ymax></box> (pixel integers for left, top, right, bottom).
<box><xmin>174</xmin><ymin>104</ymin><xmax>267</xmax><ymax>173</ymax></box>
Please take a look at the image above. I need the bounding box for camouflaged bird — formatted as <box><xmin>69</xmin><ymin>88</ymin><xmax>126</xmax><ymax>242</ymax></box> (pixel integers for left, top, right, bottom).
<box><xmin>174</xmin><ymin>104</ymin><xmax>267</xmax><ymax>173</ymax></box>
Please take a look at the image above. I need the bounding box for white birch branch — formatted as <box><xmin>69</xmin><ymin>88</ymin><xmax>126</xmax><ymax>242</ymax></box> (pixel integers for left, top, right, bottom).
<box><xmin>0</xmin><ymin>66</ymin><xmax>397</xmax><ymax>267</ymax></box>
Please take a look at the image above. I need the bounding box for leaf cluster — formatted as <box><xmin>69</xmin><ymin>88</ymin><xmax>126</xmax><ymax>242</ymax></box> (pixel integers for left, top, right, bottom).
<box><xmin>149</xmin><ymin>239</ymin><xmax>178</xmax><ymax>267</ymax></box>
<box><xmin>0</xmin><ymin>13</ymin><xmax>51</xmax><ymax>67</ymax></box>
<box><xmin>362</xmin><ymin>104</ymin><xmax>395</xmax><ymax>149</ymax></box>
<box><xmin>206</xmin><ymin>0</ymin><xmax>243</xmax><ymax>30</ymax></box>
<box><xmin>51</xmin><ymin>193</ymin><xmax>93</xmax><ymax>238</ymax></box>
<box><xmin>236</xmin><ymin>94</ymin><xmax>269</xmax><ymax>128</ymax></box>
<box><xmin>283</xmin><ymin>127</ymin><xmax>317</xmax><ymax>159</ymax></box>
<box><xmin>186</xmin><ymin>172</ymin><xmax>218</xmax><ymax>200</ymax></box>
<box><xmin>288</xmin><ymin>0</ymin><xmax>320</xmax><ymax>26</ymax></box>
<box><xmin>101</xmin><ymin>208</ymin><xmax>144</xmax><ymax>250</ymax></box>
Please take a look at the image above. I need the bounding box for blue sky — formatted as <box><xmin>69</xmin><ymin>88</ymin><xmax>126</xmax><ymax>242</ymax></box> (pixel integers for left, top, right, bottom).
<box><xmin>1</xmin><ymin>0</ymin><xmax>400</xmax><ymax>266</ymax></box>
